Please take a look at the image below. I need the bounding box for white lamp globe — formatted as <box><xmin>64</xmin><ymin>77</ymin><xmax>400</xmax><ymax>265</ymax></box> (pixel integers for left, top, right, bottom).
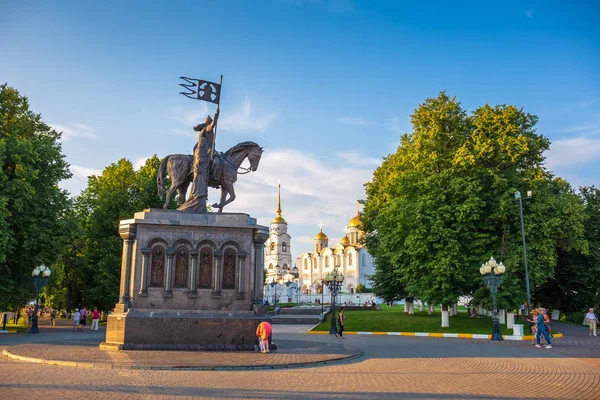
<box><xmin>32</xmin><ymin>268</ymin><xmax>41</xmax><ymax>277</ymax></box>
<box><xmin>43</xmin><ymin>269</ymin><xmax>51</xmax><ymax>277</ymax></box>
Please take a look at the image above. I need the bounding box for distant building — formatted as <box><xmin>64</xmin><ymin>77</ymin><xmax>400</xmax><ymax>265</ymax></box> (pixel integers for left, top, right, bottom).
<box><xmin>296</xmin><ymin>212</ymin><xmax>375</xmax><ymax>300</ymax></box>
<box><xmin>263</xmin><ymin>184</ymin><xmax>298</xmax><ymax>304</ymax></box>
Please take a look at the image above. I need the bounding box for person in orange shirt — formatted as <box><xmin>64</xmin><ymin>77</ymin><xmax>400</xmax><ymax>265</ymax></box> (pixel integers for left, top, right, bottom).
<box><xmin>256</xmin><ymin>321</ymin><xmax>272</xmax><ymax>353</ymax></box>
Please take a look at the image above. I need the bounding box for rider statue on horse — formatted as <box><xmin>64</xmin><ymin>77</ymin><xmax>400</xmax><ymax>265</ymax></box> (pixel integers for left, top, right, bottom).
<box><xmin>156</xmin><ymin>111</ymin><xmax>263</xmax><ymax>214</ymax></box>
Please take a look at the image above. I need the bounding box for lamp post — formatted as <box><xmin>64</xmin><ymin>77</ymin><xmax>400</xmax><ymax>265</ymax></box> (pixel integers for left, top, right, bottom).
<box><xmin>324</xmin><ymin>264</ymin><xmax>345</xmax><ymax>335</ymax></box>
<box><xmin>269</xmin><ymin>275</ymin><xmax>283</xmax><ymax>309</ymax></box>
<box><xmin>480</xmin><ymin>257</ymin><xmax>506</xmax><ymax>341</ymax></box>
<box><xmin>515</xmin><ymin>190</ymin><xmax>532</xmax><ymax>314</ymax></box>
<box><xmin>320</xmin><ymin>279</ymin><xmax>325</xmax><ymax>314</ymax></box>
<box><xmin>30</xmin><ymin>264</ymin><xmax>51</xmax><ymax>334</ymax></box>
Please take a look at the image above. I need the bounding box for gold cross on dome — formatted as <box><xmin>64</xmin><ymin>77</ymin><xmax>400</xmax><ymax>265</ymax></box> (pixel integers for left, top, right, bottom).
<box><xmin>356</xmin><ymin>202</ymin><xmax>362</xmax><ymax>213</ymax></box>
<box><xmin>318</xmin><ymin>221</ymin><xmax>324</xmax><ymax>230</ymax></box>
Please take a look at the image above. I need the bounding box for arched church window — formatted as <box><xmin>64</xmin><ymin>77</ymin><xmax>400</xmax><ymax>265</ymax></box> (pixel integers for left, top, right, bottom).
<box><xmin>270</xmin><ymin>242</ymin><xmax>275</xmax><ymax>254</ymax></box>
<box><xmin>283</xmin><ymin>264</ymin><xmax>288</xmax><ymax>270</ymax></box>
<box><xmin>303</xmin><ymin>259</ymin><xmax>308</xmax><ymax>270</ymax></box>
<box><xmin>268</xmin><ymin>263</ymin><xmax>273</xmax><ymax>270</ymax></box>
<box><xmin>325</xmin><ymin>257</ymin><xmax>329</xmax><ymax>268</ymax></box>
<box><xmin>282</xmin><ymin>242</ymin><xmax>287</xmax><ymax>252</ymax></box>
<box><xmin>348</xmin><ymin>253</ymin><xmax>353</xmax><ymax>266</ymax></box>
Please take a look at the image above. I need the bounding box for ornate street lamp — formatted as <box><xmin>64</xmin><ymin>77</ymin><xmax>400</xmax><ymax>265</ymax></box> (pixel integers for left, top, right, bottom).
<box><xmin>30</xmin><ymin>264</ymin><xmax>51</xmax><ymax>334</ymax></box>
<box><xmin>324</xmin><ymin>263</ymin><xmax>345</xmax><ymax>335</ymax></box>
<box><xmin>480</xmin><ymin>257</ymin><xmax>506</xmax><ymax>341</ymax></box>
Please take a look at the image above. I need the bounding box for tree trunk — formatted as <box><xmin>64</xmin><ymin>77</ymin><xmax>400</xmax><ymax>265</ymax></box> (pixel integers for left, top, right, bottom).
<box><xmin>453</xmin><ymin>303</ymin><xmax>458</xmax><ymax>315</ymax></box>
<box><xmin>507</xmin><ymin>311</ymin><xmax>514</xmax><ymax>329</ymax></box>
<box><xmin>428</xmin><ymin>304</ymin><xmax>434</xmax><ymax>315</ymax></box>
<box><xmin>419</xmin><ymin>301</ymin><xmax>425</xmax><ymax>312</ymax></box>
<box><xmin>406</xmin><ymin>297</ymin><xmax>414</xmax><ymax>315</ymax></box>
<box><xmin>499</xmin><ymin>309</ymin><xmax>505</xmax><ymax>324</ymax></box>
<box><xmin>441</xmin><ymin>304</ymin><xmax>449</xmax><ymax>327</ymax></box>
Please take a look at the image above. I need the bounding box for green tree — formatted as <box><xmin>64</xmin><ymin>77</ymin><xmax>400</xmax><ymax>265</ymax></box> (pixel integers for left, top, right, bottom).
<box><xmin>363</xmin><ymin>92</ymin><xmax>586</xmax><ymax>327</ymax></box>
<box><xmin>73</xmin><ymin>156</ymin><xmax>169</xmax><ymax>311</ymax></box>
<box><xmin>0</xmin><ymin>84</ymin><xmax>73</xmax><ymax>311</ymax></box>
<box><xmin>537</xmin><ymin>186</ymin><xmax>600</xmax><ymax>314</ymax></box>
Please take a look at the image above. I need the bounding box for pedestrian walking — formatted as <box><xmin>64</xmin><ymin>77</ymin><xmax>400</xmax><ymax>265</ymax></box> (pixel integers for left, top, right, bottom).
<box><xmin>584</xmin><ymin>307</ymin><xmax>598</xmax><ymax>337</ymax></box>
<box><xmin>520</xmin><ymin>303</ymin><xmax>526</xmax><ymax>316</ymax></box>
<box><xmin>256</xmin><ymin>321</ymin><xmax>272</xmax><ymax>353</ymax></box>
<box><xmin>527</xmin><ymin>310</ymin><xmax>539</xmax><ymax>345</ymax></box>
<box><xmin>79</xmin><ymin>307</ymin><xmax>88</xmax><ymax>330</ymax></box>
<box><xmin>335</xmin><ymin>308</ymin><xmax>345</xmax><ymax>339</ymax></box>
<box><xmin>91</xmin><ymin>307</ymin><xmax>100</xmax><ymax>331</ymax></box>
<box><xmin>73</xmin><ymin>309</ymin><xmax>81</xmax><ymax>332</ymax></box>
<box><xmin>535</xmin><ymin>307</ymin><xmax>552</xmax><ymax>349</ymax></box>
<box><xmin>50</xmin><ymin>308</ymin><xmax>56</xmax><ymax>327</ymax></box>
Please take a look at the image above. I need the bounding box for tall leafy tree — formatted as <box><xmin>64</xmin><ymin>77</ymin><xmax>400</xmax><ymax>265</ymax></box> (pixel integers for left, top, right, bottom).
<box><xmin>537</xmin><ymin>186</ymin><xmax>600</xmax><ymax>314</ymax></box>
<box><xmin>0</xmin><ymin>84</ymin><xmax>73</xmax><ymax>310</ymax></box>
<box><xmin>74</xmin><ymin>156</ymin><xmax>167</xmax><ymax>311</ymax></box>
<box><xmin>363</xmin><ymin>92</ymin><xmax>586</xmax><ymax>326</ymax></box>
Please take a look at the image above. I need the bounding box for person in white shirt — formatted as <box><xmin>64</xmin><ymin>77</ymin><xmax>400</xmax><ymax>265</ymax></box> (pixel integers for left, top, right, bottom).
<box><xmin>584</xmin><ymin>308</ymin><xmax>598</xmax><ymax>337</ymax></box>
<box><xmin>73</xmin><ymin>308</ymin><xmax>81</xmax><ymax>332</ymax></box>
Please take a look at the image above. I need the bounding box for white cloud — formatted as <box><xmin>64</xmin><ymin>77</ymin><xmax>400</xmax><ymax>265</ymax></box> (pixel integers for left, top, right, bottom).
<box><xmin>545</xmin><ymin>138</ymin><xmax>600</xmax><ymax>169</ymax></box>
<box><xmin>386</xmin><ymin>116</ymin><xmax>410</xmax><ymax>134</ymax></box>
<box><xmin>51</xmin><ymin>123</ymin><xmax>97</xmax><ymax>141</ymax></box>
<box><xmin>339</xmin><ymin>117</ymin><xmax>374</xmax><ymax>126</ymax></box>
<box><xmin>70</xmin><ymin>165</ymin><xmax>102</xmax><ymax>178</ymax></box>
<box><xmin>133</xmin><ymin>157</ymin><xmax>149</xmax><ymax>170</ymax></box>
<box><xmin>219</xmin><ymin>97</ymin><xmax>277</xmax><ymax>133</ymax></box>
<box><xmin>168</xmin><ymin>97</ymin><xmax>276</xmax><ymax>135</ymax></box>
<box><xmin>208</xmin><ymin>147</ymin><xmax>379</xmax><ymax>255</ymax></box>
<box><xmin>337</xmin><ymin>152</ymin><xmax>381</xmax><ymax>167</ymax></box>
<box><xmin>559</xmin><ymin>123</ymin><xmax>600</xmax><ymax>135</ymax></box>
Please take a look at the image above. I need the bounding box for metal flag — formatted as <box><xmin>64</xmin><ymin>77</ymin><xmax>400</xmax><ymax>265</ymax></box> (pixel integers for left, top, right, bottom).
<box><xmin>179</xmin><ymin>77</ymin><xmax>222</xmax><ymax>104</ymax></box>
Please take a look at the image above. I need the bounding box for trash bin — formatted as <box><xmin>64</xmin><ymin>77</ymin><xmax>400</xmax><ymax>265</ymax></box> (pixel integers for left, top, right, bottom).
<box><xmin>513</xmin><ymin>324</ymin><xmax>524</xmax><ymax>336</ymax></box>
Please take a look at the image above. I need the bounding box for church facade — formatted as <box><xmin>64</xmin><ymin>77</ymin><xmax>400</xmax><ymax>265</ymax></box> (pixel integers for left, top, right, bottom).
<box><xmin>262</xmin><ymin>182</ymin><xmax>375</xmax><ymax>305</ymax></box>
<box><xmin>296</xmin><ymin>213</ymin><xmax>375</xmax><ymax>302</ymax></box>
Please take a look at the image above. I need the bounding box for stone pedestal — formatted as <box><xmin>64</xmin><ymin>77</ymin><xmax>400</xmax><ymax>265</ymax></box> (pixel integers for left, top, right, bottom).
<box><xmin>101</xmin><ymin>209</ymin><xmax>270</xmax><ymax>351</ymax></box>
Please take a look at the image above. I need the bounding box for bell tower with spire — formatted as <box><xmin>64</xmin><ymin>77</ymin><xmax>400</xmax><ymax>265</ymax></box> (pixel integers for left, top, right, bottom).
<box><xmin>264</xmin><ymin>182</ymin><xmax>292</xmax><ymax>282</ymax></box>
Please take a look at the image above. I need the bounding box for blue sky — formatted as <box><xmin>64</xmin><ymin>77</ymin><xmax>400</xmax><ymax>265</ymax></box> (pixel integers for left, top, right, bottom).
<box><xmin>1</xmin><ymin>0</ymin><xmax>599</xmax><ymax>258</ymax></box>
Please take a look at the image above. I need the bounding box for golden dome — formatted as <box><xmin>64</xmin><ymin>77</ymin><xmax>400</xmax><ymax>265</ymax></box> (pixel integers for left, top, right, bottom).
<box><xmin>272</xmin><ymin>215</ymin><xmax>287</xmax><ymax>224</ymax></box>
<box><xmin>348</xmin><ymin>212</ymin><xmax>361</xmax><ymax>227</ymax></box>
<box><xmin>314</xmin><ymin>229</ymin><xmax>328</xmax><ymax>240</ymax></box>
<box><xmin>340</xmin><ymin>236</ymin><xmax>349</xmax><ymax>246</ymax></box>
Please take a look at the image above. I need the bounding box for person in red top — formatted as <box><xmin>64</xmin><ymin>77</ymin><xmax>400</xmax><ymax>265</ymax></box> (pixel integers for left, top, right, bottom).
<box><xmin>91</xmin><ymin>307</ymin><xmax>100</xmax><ymax>331</ymax></box>
<box><xmin>256</xmin><ymin>321</ymin><xmax>272</xmax><ymax>353</ymax></box>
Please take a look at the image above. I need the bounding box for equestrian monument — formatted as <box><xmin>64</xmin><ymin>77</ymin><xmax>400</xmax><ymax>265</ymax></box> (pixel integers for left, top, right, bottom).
<box><xmin>101</xmin><ymin>77</ymin><xmax>270</xmax><ymax>351</ymax></box>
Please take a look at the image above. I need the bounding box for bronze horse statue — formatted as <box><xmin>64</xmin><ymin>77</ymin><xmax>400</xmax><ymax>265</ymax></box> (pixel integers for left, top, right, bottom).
<box><xmin>157</xmin><ymin>141</ymin><xmax>263</xmax><ymax>213</ymax></box>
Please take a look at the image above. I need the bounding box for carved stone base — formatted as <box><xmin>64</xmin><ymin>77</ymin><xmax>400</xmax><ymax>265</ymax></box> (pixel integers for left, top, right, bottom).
<box><xmin>101</xmin><ymin>310</ymin><xmax>271</xmax><ymax>351</ymax></box>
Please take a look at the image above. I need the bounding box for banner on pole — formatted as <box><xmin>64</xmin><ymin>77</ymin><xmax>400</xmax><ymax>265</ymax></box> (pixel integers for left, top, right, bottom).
<box><xmin>179</xmin><ymin>77</ymin><xmax>221</xmax><ymax>104</ymax></box>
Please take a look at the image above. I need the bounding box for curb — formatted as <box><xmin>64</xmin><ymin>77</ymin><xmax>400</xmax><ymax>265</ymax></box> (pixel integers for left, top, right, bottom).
<box><xmin>306</xmin><ymin>330</ymin><xmax>563</xmax><ymax>341</ymax></box>
<box><xmin>0</xmin><ymin>330</ymin><xmax>17</xmax><ymax>334</ymax></box>
<box><xmin>2</xmin><ymin>347</ymin><xmax>363</xmax><ymax>371</ymax></box>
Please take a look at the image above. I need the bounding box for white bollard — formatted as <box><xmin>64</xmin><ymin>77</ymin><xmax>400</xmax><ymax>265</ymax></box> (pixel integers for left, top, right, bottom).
<box><xmin>513</xmin><ymin>324</ymin><xmax>524</xmax><ymax>336</ymax></box>
<box><xmin>507</xmin><ymin>311</ymin><xmax>514</xmax><ymax>329</ymax></box>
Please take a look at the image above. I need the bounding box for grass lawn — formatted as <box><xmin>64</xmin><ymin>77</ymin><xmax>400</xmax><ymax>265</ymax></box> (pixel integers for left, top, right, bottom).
<box><xmin>312</xmin><ymin>305</ymin><xmax>534</xmax><ymax>335</ymax></box>
<box><xmin>2</xmin><ymin>320</ymin><xmax>28</xmax><ymax>332</ymax></box>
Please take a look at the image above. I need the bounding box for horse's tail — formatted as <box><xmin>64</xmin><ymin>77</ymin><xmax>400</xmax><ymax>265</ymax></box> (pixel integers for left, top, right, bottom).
<box><xmin>157</xmin><ymin>155</ymin><xmax>170</xmax><ymax>200</ymax></box>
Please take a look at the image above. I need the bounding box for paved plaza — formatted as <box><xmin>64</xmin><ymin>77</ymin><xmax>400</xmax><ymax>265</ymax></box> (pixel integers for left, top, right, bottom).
<box><xmin>1</xmin><ymin>320</ymin><xmax>599</xmax><ymax>399</ymax></box>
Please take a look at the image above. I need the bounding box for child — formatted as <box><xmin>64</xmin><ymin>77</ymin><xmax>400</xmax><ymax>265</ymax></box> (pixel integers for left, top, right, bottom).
<box><xmin>73</xmin><ymin>308</ymin><xmax>81</xmax><ymax>332</ymax></box>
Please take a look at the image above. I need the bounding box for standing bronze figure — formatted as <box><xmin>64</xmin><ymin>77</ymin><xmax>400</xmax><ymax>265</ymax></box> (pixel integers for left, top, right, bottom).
<box><xmin>177</xmin><ymin>110</ymin><xmax>219</xmax><ymax>213</ymax></box>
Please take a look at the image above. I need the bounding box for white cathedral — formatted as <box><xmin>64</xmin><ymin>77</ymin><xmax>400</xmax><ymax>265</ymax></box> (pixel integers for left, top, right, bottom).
<box><xmin>263</xmin><ymin>184</ymin><xmax>375</xmax><ymax>305</ymax></box>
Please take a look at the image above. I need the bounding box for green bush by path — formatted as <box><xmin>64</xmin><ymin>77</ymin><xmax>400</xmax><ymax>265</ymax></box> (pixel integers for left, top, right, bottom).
<box><xmin>314</xmin><ymin>305</ymin><xmax>536</xmax><ymax>335</ymax></box>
